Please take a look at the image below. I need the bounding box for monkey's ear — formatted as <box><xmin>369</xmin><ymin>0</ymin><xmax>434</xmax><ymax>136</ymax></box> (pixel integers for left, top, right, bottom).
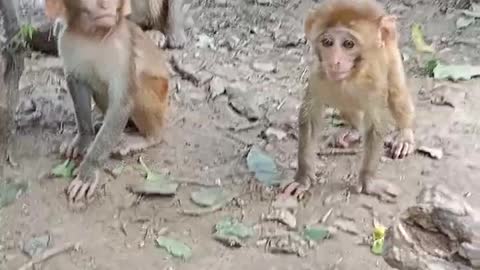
<box><xmin>121</xmin><ymin>0</ymin><xmax>132</xmax><ymax>16</ymax></box>
<box><xmin>378</xmin><ymin>15</ymin><xmax>397</xmax><ymax>43</ymax></box>
<box><xmin>44</xmin><ymin>0</ymin><xmax>65</xmax><ymax>20</ymax></box>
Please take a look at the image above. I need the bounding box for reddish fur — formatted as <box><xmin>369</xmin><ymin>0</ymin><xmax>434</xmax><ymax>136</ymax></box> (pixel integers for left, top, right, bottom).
<box><xmin>131</xmin><ymin>73</ymin><xmax>169</xmax><ymax>138</ymax></box>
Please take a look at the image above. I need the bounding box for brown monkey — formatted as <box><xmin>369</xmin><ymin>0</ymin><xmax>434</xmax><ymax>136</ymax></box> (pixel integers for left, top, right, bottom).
<box><xmin>44</xmin><ymin>0</ymin><xmax>170</xmax><ymax>207</ymax></box>
<box><xmin>127</xmin><ymin>0</ymin><xmax>187</xmax><ymax>49</ymax></box>
<box><xmin>281</xmin><ymin>0</ymin><xmax>415</xmax><ymax>201</ymax></box>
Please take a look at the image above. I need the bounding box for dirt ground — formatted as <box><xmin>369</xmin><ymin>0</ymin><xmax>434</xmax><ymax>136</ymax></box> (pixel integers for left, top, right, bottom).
<box><xmin>2</xmin><ymin>0</ymin><xmax>480</xmax><ymax>269</ymax></box>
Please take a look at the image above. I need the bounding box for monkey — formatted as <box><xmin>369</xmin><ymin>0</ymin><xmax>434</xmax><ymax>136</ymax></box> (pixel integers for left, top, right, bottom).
<box><xmin>280</xmin><ymin>0</ymin><xmax>415</xmax><ymax>202</ymax></box>
<box><xmin>127</xmin><ymin>0</ymin><xmax>187</xmax><ymax>49</ymax></box>
<box><xmin>44</xmin><ymin>0</ymin><xmax>170</xmax><ymax>207</ymax></box>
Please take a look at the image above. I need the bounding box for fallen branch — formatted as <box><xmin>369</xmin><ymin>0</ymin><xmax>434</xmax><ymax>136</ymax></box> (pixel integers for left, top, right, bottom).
<box><xmin>169</xmin><ymin>55</ymin><xmax>200</xmax><ymax>86</ymax></box>
<box><xmin>317</xmin><ymin>148</ymin><xmax>361</xmax><ymax>156</ymax></box>
<box><xmin>18</xmin><ymin>242</ymin><xmax>80</xmax><ymax>270</ymax></box>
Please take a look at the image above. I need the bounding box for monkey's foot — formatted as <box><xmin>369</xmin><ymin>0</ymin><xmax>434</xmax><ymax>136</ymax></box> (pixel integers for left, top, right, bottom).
<box><xmin>277</xmin><ymin>181</ymin><xmax>311</xmax><ymax>201</ymax></box>
<box><xmin>331</xmin><ymin>128</ymin><xmax>361</xmax><ymax>148</ymax></box>
<box><xmin>66</xmin><ymin>168</ymin><xmax>100</xmax><ymax>210</ymax></box>
<box><xmin>387</xmin><ymin>129</ymin><xmax>415</xmax><ymax>159</ymax></box>
<box><xmin>59</xmin><ymin>134</ymin><xmax>94</xmax><ymax>160</ymax></box>
<box><xmin>165</xmin><ymin>30</ymin><xmax>187</xmax><ymax>49</ymax></box>
<box><xmin>112</xmin><ymin>134</ymin><xmax>160</xmax><ymax>157</ymax></box>
<box><xmin>350</xmin><ymin>179</ymin><xmax>401</xmax><ymax>203</ymax></box>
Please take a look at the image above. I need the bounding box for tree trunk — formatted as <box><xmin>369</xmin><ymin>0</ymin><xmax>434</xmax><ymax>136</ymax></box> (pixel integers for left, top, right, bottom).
<box><xmin>0</xmin><ymin>0</ymin><xmax>25</xmax><ymax>177</ymax></box>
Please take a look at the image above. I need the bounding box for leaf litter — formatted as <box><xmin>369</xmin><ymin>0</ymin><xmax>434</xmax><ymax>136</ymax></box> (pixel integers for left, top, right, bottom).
<box><xmin>213</xmin><ymin>217</ymin><xmax>255</xmax><ymax>247</ymax></box>
<box><xmin>127</xmin><ymin>156</ymin><xmax>179</xmax><ymax>196</ymax></box>
<box><xmin>246</xmin><ymin>145</ymin><xmax>282</xmax><ymax>186</ymax></box>
<box><xmin>191</xmin><ymin>187</ymin><xmax>232</xmax><ymax>207</ymax></box>
<box><xmin>433</xmin><ymin>63</ymin><xmax>480</xmax><ymax>81</ymax></box>
<box><xmin>0</xmin><ymin>180</ymin><xmax>28</xmax><ymax>209</ymax></box>
<box><xmin>50</xmin><ymin>159</ymin><xmax>76</xmax><ymax>179</ymax></box>
<box><xmin>155</xmin><ymin>236</ymin><xmax>192</xmax><ymax>260</ymax></box>
<box><xmin>411</xmin><ymin>23</ymin><xmax>434</xmax><ymax>53</ymax></box>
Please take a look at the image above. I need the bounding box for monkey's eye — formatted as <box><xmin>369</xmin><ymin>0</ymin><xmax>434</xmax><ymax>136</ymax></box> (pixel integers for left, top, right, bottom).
<box><xmin>321</xmin><ymin>38</ymin><xmax>334</xmax><ymax>47</ymax></box>
<box><xmin>342</xmin><ymin>40</ymin><xmax>355</xmax><ymax>49</ymax></box>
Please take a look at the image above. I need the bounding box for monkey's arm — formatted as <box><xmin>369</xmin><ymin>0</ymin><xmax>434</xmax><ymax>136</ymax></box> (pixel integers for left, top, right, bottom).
<box><xmin>295</xmin><ymin>87</ymin><xmax>325</xmax><ymax>186</ymax></box>
<box><xmin>84</xmin><ymin>87</ymin><xmax>132</xmax><ymax>168</ymax></box>
<box><xmin>386</xmin><ymin>49</ymin><xmax>414</xmax><ymax>130</ymax></box>
<box><xmin>386</xmin><ymin>48</ymin><xmax>415</xmax><ymax>159</ymax></box>
<box><xmin>67</xmin><ymin>75</ymin><xmax>94</xmax><ymax>136</ymax></box>
<box><xmin>60</xmin><ymin>75</ymin><xmax>95</xmax><ymax>159</ymax></box>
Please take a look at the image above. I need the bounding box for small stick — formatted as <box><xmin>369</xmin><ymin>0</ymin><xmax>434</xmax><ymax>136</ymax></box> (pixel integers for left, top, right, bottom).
<box><xmin>169</xmin><ymin>56</ymin><xmax>200</xmax><ymax>86</ymax></box>
<box><xmin>317</xmin><ymin>148</ymin><xmax>361</xmax><ymax>156</ymax></box>
<box><xmin>18</xmin><ymin>242</ymin><xmax>79</xmax><ymax>270</ymax></box>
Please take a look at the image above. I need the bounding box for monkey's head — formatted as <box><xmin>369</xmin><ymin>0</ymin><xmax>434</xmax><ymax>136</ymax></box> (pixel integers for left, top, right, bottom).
<box><xmin>45</xmin><ymin>0</ymin><xmax>131</xmax><ymax>34</ymax></box>
<box><xmin>304</xmin><ymin>0</ymin><xmax>397</xmax><ymax>81</ymax></box>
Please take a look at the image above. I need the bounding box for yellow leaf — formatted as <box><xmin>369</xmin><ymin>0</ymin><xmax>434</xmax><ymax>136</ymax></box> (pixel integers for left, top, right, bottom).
<box><xmin>411</xmin><ymin>23</ymin><xmax>434</xmax><ymax>53</ymax></box>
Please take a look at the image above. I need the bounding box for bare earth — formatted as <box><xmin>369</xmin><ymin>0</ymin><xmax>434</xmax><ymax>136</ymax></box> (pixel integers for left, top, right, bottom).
<box><xmin>2</xmin><ymin>0</ymin><xmax>480</xmax><ymax>269</ymax></box>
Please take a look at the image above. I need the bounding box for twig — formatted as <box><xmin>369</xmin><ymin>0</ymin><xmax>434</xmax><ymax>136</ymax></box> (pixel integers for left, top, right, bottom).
<box><xmin>179</xmin><ymin>192</ymin><xmax>241</xmax><ymax>216</ymax></box>
<box><xmin>317</xmin><ymin>148</ymin><xmax>361</xmax><ymax>156</ymax></box>
<box><xmin>169</xmin><ymin>55</ymin><xmax>200</xmax><ymax>86</ymax></box>
<box><xmin>18</xmin><ymin>242</ymin><xmax>79</xmax><ymax>270</ymax></box>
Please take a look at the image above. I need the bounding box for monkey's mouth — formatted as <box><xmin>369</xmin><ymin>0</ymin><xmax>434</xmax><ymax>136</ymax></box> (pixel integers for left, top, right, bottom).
<box><xmin>326</xmin><ymin>70</ymin><xmax>350</xmax><ymax>81</ymax></box>
<box><xmin>94</xmin><ymin>14</ymin><xmax>116</xmax><ymax>23</ymax></box>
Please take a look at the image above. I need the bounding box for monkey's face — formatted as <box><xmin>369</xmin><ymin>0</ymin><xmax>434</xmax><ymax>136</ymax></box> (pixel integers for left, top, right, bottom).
<box><xmin>315</xmin><ymin>27</ymin><xmax>363</xmax><ymax>81</ymax></box>
<box><xmin>74</xmin><ymin>0</ymin><xmax>123</xmax><ymax>30</ymax></box>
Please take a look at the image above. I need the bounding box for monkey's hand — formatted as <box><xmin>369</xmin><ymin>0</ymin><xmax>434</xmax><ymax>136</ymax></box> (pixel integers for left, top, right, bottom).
<box><xmin>165</xmin><ymin>29</ymin><xmax>186</xmax><ymax>49</ymax></box>
<box><xmin>388</xmin><ymin>128</ymin><xmax>415</xmax><ymax>159</ymax></box>
<box><xmin>331</xmin><ymin>128</ymin><xmax>362</xmax><ymax>148</ymax></box>
<box><xmin>66</xmin><ymin>160</ymin><xmax>100</xmax><ymax>209</ymax></box>
<box><xmin>278</xmin><ymin>175</ymin><xmax>313</xmax><ymax>201</ymax></box>
<box><xmin>60</xmin><ymin>134</ymin><xmax>94</xmax><ymax>160</ymax></box>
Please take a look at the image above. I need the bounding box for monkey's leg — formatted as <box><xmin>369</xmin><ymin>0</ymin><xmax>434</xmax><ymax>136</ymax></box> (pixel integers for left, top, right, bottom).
<box><xmin>280</xmin><ymin>101</ymin><xmax>324</xmax><ymax>200</ymax></box>
<box><xmin>355</xmin><ymin>122</ymin><xmax>400</xmax><ymax>203</ymax></box>
<box><xmin>331</xmin><ymin>110</ymin><xmax>363</xmax><ymax>148</ymax></box>
<box><xmin>60</xmin><ymin>76</ymin><xmax>95</xmax><ymax>160</ymax></box>
<box><xmin>112</xmin><ymin>75</ymin><xmax>168</xmax><ymax>156</ymax></box>
<box><xmin>165</xmin><ymin>0</ymin><xmax>187</xmax><ymax>49</ymax></box>
<box><xmin>67</xmin><ymin>84</ymin><xmax>133</xmax><ymax>208</ymax></box>
<box><xmin>387</xmin><ymin>88</ymin><xmax>415</xmax><ymax>159</ymax></box>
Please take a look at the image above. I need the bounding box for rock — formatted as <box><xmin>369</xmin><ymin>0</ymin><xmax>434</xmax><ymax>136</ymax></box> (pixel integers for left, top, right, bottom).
<box><xmin>383</xmin><ymin>184</ymin><xmax>480</xmax><ymax>270</ymax></box>
<box><xmin>265</xmin><ymin>127</ymin><xmax>287</xmax><ymax>140</ymax></box>
<box><xmin>209</xmin><ymin>77</ymin><xmax>227</xmax><ymax>99</ymax></box>
<box><xmin>195</xmin><ymin>34</ymin><xmax>215</xmax><ymax>49</ymax></box>
<box><xmin>215</xmin><ymin>0</ymin><xmax>228</xmax><ymax>6</ymax></box>
<box><xmin>226</xmin><ymin>82</ymin><xmax>263</xmax><ymax>121</ymax></box>
<box><xmin>252</xmin><ymin>62</ymin><xmax>277</xmax><ymax>73</ymax></box>
<box><xmin>22</xmin><ymin>234</ymin><xmax>50</xmax><ymax>258</ymax></box>
<box><xmin>417</xmin><ymin>146</ymin><xmax>444</xmax><ymax>160</ymax></box>
<box><xmin>256</xmin><ymin>0</ymin><xmax>271</xmax><ymax>5</ymax></box>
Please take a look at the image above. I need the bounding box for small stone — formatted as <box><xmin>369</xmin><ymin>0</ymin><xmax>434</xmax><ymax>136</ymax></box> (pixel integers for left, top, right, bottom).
<box><xmin>195</xmin><ymin>34</ymin><xmax>215</xmax><ymax>49</ymax></box>
<box><xmin>417</xmin><ymin>146</ymin><xmax>443</xmax><ymax>159</ymax></box>
<box><xmin>209</xmin><ymin>77</ymin><xmax>226</xmax><ymax>99</ymax></box>
<box><xmin>252</xmin><ymin>61</ymin><xmax>277</xmax><ymax>73</ymax></box>
<box><xmin>215</xmin><ymin>0</ymin><xmax>228</xmax><ymax>6</ymax></box>
<box><xmin>256</xmin><ymin>0</ymin><xmax>271</xmax><ymax>5</ymax></box>
<box><xmin>265</xmin><ymin>127</ymin><xmax>287</xmax><ymax>140</ymax></box>
<box><xmin>22</xmin><ymin>234</ymin><xmax>50</xmax><ymax>258</ymax></box>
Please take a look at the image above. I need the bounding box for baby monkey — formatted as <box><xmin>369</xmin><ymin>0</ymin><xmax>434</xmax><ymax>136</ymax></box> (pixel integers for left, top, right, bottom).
<box><xmin>281</xmin><ymin>0</ymin><xmax>415</xmax><ymax>201</ymax></box>
<box><xmin>45</xmin><ymin>0</ymin><xmax>170</xmax><ymax>208</ymax></box>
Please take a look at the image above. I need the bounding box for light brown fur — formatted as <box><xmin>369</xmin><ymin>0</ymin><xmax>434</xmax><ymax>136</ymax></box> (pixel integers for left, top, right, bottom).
<box><xmin>280</xmin><ymin>0</ymin><xmax>415</xmax><ymax>202</ymax></box>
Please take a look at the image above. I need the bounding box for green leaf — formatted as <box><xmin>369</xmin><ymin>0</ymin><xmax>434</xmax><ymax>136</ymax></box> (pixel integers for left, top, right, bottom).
<box><xmin>191</xmin><ymin>187</ymin><xmax>231</xmax><ymax>207</ymax></box>
<box><xmin>0</xmin><ymin>181</ymin><xmax>28</xmax><ymax>209</ymax></box>
<box><xmin>51</xmin><ymin>160</ymin><xmax>76</xmax><ymax>179</ymax></box>
<box><xmin>303</xmin><ymin>226</ymin><xmax>330</xmax><ymax>242</ymax></box>
<box><xmin>246</xmin><ymin>146</ymin><xmax>281</xmax><ymax>186</ymax></box>
<box><xmin>155</xmin><ymin>236</ymin><xmax>192</xmax><ymax>260</ymax></box>
<box><xmin>131</xmin><ymin>157</ymin><xmax>179</xmax><ymax>195</ymax></box>
<box><xmin>373</xmin><ymin>225</ymin><xmax>386</xmax><ymax>241</ymax></box>
<box><xmin>433</xmin><ymin>63</ymin><xmax>480</xmax><ymax>81</ymax></box>
<box><xmin>371</xmin><ymin>239</ymin><xmax>384</xmax><ymax>255</ymax></box>
<box><xmin>425</xmin><ymin>59</ymin><xmax>439</xmax><ymax>77</ymax></box>
<box><xmin>411</xmin><ymin>23</ymin><xmax>434</xmax><ymax>53</ymax></box>
<box><xmin>214</xmin><ymin>217</ymin><xmax>255</xmax><ymax>239</ymax></box>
